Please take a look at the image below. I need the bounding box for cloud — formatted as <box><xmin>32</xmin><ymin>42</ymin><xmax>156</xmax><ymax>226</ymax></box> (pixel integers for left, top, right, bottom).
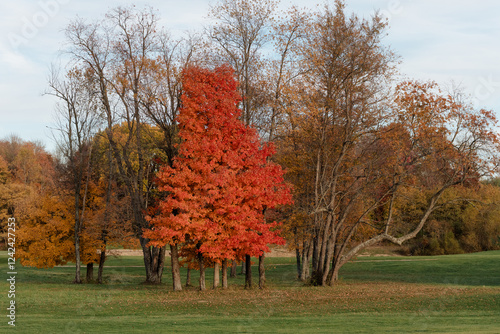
<box><xmin>0</xmin><ymin>44</ymin><xmax>36</xmax><ymax>73</ymax></box>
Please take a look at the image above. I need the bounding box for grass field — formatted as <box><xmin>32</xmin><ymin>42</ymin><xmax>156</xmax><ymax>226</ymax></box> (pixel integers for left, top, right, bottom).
<box><xmin>1</xmin><ymin>250</ymin><xmax>499</xmax><ymax>333</ymax></box>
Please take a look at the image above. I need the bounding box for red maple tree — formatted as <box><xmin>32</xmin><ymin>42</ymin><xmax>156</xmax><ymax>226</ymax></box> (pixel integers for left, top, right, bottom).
<box><xmin>145</xmin><ymin>65</ymin><xmax>292</xmax><ymax>290</ymax></box>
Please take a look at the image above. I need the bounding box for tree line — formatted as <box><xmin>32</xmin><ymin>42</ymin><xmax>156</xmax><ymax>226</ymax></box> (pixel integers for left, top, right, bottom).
<box><xmin>1</xmin><ymin>0</ymin><xmax>499</xmax><ymax>290</ymax></box>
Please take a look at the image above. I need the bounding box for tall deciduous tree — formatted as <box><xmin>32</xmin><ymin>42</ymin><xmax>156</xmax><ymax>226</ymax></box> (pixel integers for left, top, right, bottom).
<box><xmin>88</xmin><ymin>133</ymin><xmax>138</xmax><ymax>283</ymax></box>
<box><xmin>48</xmin><ymin>66</ymin><xmax>100</xmax><ymax>283</ymax></box>
<box><xmin>276</xmin><ymin>1</ymin><xmax>500</xmax><ymax>286</ymax></box>
<box><xmin>207</xmin><ymin>0</ymin><xmax>278</xmax><ymax>129</ymax></box>
<box><xmin>145</xmin><ymin>65</ymin><xmax>292</xmax><ymax>291</ymax></box>
<box><xmin>276</xmin><ymin>0</ymin><xmax>397</xmax><ymax>285</ymax></box>
<box><xmin>63</xmin><ymin>6</ymin><xmax>188</xmax><ymax>284</ymax></box>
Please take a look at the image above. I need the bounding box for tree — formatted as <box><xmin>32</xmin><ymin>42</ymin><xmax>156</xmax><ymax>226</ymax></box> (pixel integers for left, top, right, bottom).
<box><xmin>145</xmin><ymin>65</ymin><xmax>292</xmax><ymax>290</ymax></box>
<box><xmin>207</xmin><ymin>0</ymin><xmax>304</xmax><ymax>284</ymax></box>
<box><xmin>48</xmin><ymin>66</ymin><xmax>100</xmax><ymax>283</ymax></box>
<box><xmin>207</xmin><ymin>0</ymin><xmax>278</xmax><ymax>129</ymax></box>
<box><xmin>276</xmin><ymin>0</ymin><xmax>397</xmax><ymax>285</ymax></box>
<box><xmin>0</xmin><ymin>138</ymin><xmax>81</xmax><ymax>270</ymax></box>
<box><xmin>0</xmin><ymin>138</ymin><xmax>56</xmax><ymax>249</ymax></box>
<box><xmin>276</xmin><ymin>1</ymin><xmax>500</xmax><ymax>286</ymax></box>
<box><xmin>0</xmin><ymin>153</ymin><xmax>23</xmax><ymax>245</ymax></box>
<box><xmin>16</xmin><ymin>191</ymin><xmax>75</xmax><ymax>268</ymax></box>
<box><xmin>87</xmin><ymin>133</ymin><xmax>137</xmax><ymax>283</ymax></box>
<box><xmin>63</xmin><ymin>6</ymin><xmax>181</xmax><ymax>284</ymax></box>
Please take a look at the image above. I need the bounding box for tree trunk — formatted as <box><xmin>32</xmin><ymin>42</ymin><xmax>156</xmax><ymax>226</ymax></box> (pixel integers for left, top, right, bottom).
<box><xmin>99</xmin><ymin>146</ymin><xmax>111</xmax><ymax>285</ymax></box>
<box><xmin>230</xmin><ymin>260</ymin><xmax>237</xmax><ymax>278</ymax></box>
<box><xmin>321</xmin><ymin>238</ymin><xmax>334</xmax><ymax>286</ymax></box>
<box><xmin>74</xmin><ymin>183</ymin><xmax>82</xmax><ymax>284</ymax></box>
<box><xmin>300</xmin><ymin>255</ymin><xmax>310</xmax><ymax>281</ymax></box>
<box><xmin>86</xmin><ymin>263</ymin><xmax>94</xmax><ymax>282</ymax></box>
<box><xmin>295</xmin><ymin>247</ymin><xmax>302</xmax><ymax>278</ymax></box>
<box><xmin>258</xmin><ymin>253</ymin><xmax>265</xmax><ymax>289</ymax></box>
<box><xmin>98</xmin><ymin>248</ymin><xmax>106</xmax><ymax>284</ymax></box>
<box><xmin>140</xmin><ymin>237</ymin><xmax>165</xmax><ymax>284</ymax></box>
<box><xmin>245</xmin><ymin>254</ymin><xmax>252</xmax><ymax>289</ymax></box>
<box><xmin>186</xmin><ymin>267</ymin><xmax>192</xmax><ymax>287</ymax></box>
<box><xmin>241</xmin><ymin>260</ymin><xmax>246</xmax><ymax>275</ymax></box>
<box><xmin>74</xmin><ymin>144</ymin><xmax>93</xmax><ymax>285</ymax></box>
<box><xmin>311</xmin><ymin>232</ymin><xmax>329</xmax><ymax>286</ymax></box>
<box><xmin>213</xmin><ymin>262</ymin><xmax>220</xmax><ymax>289</ymax></box>
<box><xmin>222</xmin><ymin>259</ymin><xmax>228</xmax><ymax>289</ymax></box>
<box><xmin>312</xmin><ymin>235</ymin><xmax>318</xmax><ymax>273</ymax></box>
<box><xmin>327</xmin><ymin>265</ymin><xmax>340</xmax><ymax>286</ymax></box>
<box><xmin>311</xmin><ymin>258</ymin><xmax>325</xmax><ymax>286</ymax></box>
<box><xmin>327</xmin><ymin>256</ymin><xmax>341</xmax><ymax>286</ymax></box>
<box><xmin>198</xmin><ymin>253</ymin><xmax>206</xmax><ymax>290</ymax></box>
<box><xmin>74</xmin><ymin>228</ymin><xmax>82</xmax><ymax>284</ymax></box>
<box><xmin>300</xmin><ymin>242</ymin><xmax>311</xmax><ymax>281</ymax></box>
<box><xmin>170</xmin><ymin>244</ymin><xmax>182</xmax><ymax>291</ymax></box>
<box><xmin>314</xmin><ymin>215</ymin><xmax>334</xmax><ymax>286</ymax></box>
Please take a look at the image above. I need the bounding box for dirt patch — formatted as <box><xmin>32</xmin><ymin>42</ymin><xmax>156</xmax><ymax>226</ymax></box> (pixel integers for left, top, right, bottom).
<box><xmin>108</xmin><ymin>249</ymin><xmax>143</xmax><ymax>257</ymax></box>
<box><xmin>266</xmin><ymin>246</ymin><xmax>296</xmax><ymax>258</ymax></box>
<box><xmin>110</xmin><ymin>246</ymin><xmax>296</xmax><ymax>258</ymax></box>
<box><xmin>110</xmin><ymin>245</ymin><xmax>406</xmax><ymax>258</ymax></box>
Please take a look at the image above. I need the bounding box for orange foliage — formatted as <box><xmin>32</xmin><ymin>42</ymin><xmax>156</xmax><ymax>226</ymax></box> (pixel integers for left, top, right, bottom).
<box><xmin>145</xmin><ymin>65</ymin><xmax>292</xmax><ymax>264</ymax></box>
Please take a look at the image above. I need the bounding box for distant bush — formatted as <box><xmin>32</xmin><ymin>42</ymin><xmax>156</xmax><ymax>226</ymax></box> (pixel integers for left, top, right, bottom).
<box><xmin>403</xmin><ymin>181</ymin><xmax>500</xmax><ymax>255</ymax></box>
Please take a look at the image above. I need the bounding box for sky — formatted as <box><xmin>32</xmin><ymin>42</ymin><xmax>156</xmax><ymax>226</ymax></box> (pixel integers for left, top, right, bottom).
<box><xmin>1</xmin><ymin>0</ymin><xmax>499</xmax><ymax>153</ymax></box>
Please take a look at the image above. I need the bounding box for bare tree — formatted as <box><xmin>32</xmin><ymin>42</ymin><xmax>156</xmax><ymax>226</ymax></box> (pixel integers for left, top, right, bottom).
<box><xmin>47</xmin><ymin>66</ymin><xmax>101</xmax><ymax>283</ymax></box>
<box><xmin>207</xmin><ymin>0</ymin><xmax>278</xmax><ymax>128</ymax></box>
<box><xmin>63</xmin><ymin>6</ymin><xmax>168</xmax><ymax>284</ymax></box>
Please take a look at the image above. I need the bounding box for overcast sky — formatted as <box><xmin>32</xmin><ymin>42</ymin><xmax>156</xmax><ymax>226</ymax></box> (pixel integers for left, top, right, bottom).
<box><xmin>1</xmin><ymin>0</ymin><xmax>499</xmax><ymax>153</ymax></box>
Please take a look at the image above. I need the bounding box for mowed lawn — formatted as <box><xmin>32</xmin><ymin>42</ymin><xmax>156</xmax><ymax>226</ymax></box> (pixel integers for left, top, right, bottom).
<box><xmin>1</xmin><ymin>251</ymin><xmax>499</xmax><ymax>333</ymax></box>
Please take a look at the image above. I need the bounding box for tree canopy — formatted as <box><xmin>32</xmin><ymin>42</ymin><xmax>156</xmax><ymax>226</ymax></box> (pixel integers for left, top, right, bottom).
<box><xmin>144</xmin><ymin>65</ymin><xmax>292</xmax><ymax>289</ymax></box>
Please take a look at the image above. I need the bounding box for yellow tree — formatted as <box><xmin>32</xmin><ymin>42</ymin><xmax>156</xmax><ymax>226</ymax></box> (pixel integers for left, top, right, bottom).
<box><xmin>16</xmin><ymin>192</ymin><xmax>75</xmax><ymax>268</ymax></box>
<box><xmin>0</xmin><ymin>138</ymin><xmax>56</xmax><ymax>248</ymax></box>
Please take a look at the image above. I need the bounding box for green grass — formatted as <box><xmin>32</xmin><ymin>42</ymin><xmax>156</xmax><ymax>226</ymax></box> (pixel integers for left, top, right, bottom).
<box><xmin>343</xmin><ymin>252</ymin><xmax>500</xmax><ymax>286</ymax></box>
<box><xmin>1</xmin><ymin>251</ymin><xmax>499</xmax><ymax>333</ymax></box>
